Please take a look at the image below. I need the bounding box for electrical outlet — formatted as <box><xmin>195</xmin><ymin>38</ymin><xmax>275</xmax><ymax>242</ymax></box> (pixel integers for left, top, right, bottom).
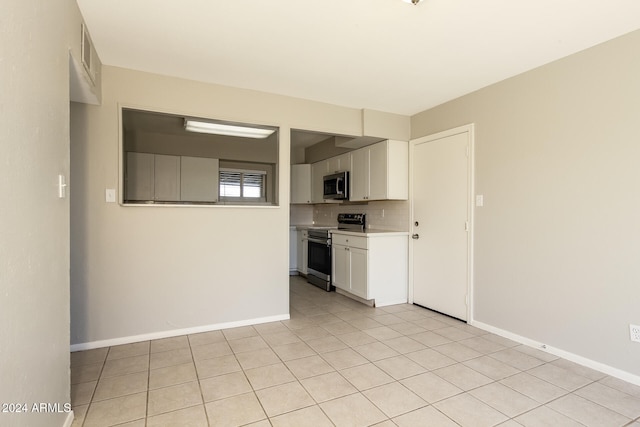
<box><xmin>630</xmin><ymin>324</ymin><xmax>640</xmax><ymax>343</ymax></box>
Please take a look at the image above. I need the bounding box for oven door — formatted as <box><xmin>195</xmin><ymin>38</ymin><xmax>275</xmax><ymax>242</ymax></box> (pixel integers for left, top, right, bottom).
<box><xmin>307</xmin><ymin>237</ymin><xmax>331</xmax><ymax>280</ymax></box>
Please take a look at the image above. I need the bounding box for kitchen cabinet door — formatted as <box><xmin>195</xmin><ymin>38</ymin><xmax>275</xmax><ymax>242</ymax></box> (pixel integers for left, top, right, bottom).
<box><xmin>327</xmin><ymin>153</ymin><xmax>351</xmax><ymax>174</ymax></box>
<box><xmin>180</xmin><ymin>156</ymin><xmax>219</xmax><ymax>202</ymax></box>
<box><xmin>291</xmin><ymin>164</ymin><xmax>312</xmax><ymax>204</ymax></box>
<box><xmin>349</xmin><ymin>140</ymin><xmax>408</xmax><ymax>202</ymax></box>
<box><xmin>368</xmin><ymin>141</ymin><xmax>388</xmax><ymax>201</ymax></box>
<box><xmin>350</xmin><ymin>147</ymin><xmax>369</xmax><ymax>201</ymax></box>
<box><xmin>332</xmin><ymin>244</ymin><xmax>350</xmax><ymax>291</ymax></box>
<box><xmin>349</xmin><ymin>247</ymin><xmax>368</xmax><ymax>299</ymax></box>
<box><xmin>289</xmin><ymin>228</ymin><xmax>298</xmax><ymax>274</ymax></box>
<box><xmin>311</xmin><ymin>161</ymin><xmax>328</xmax><ymax>203</ymax></box>
<box><xmin>297</xmin><ymin>230</ymin><xmax>308</xmax><ymax>274</ymax></box>
<box><xmin>154</xmin><ymin>154</ymin><xmax>181</xmax><ymax>201</ymax></box>
<box><xmin>331</xmin><ymin>231</ymin><xmax>408</xmax><ymax>306</ymax></box>
<box><xmin>126</xmin><ymin>152</ymin><xmax>154</xmax><ymax>201</ymax></box>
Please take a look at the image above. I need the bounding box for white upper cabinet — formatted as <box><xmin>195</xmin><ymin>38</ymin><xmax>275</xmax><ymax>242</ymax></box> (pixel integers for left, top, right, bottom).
<box><xmin>311</xmin><ymin>161</ymin><xmax>328</xmax><ymax>204</ymax></box>
<box><xmin>126</xmin><ymin>153</ymin><xmax>219</xmax><ymax>203</ymax></box>
<box><xmin>126</xmin><ymin>152</ymin><xmax>154</xmax><ymax>201</ymax></box>
<box><xmin>311</xmin><ymin>154</ymin><xmax>352</xmax><ymax>203</ymax></box>
<box><xmin>350</xmin><ymin>148</ymin><xmax>369</xmax><ymax>202</ymax></box>
<box><xmin>350</xmin><ymin>140</ymin><xmax>408</xmax><ymax>202</ymax></box>
<box><xmin>326</xmin><ymin>152</ymin><xmax>351</xmax><ymax>174</ymax></box>
<box><xmin>154</xmin><ymin>155</ymin><xmax>181</xmax><ymax>201</ymax></box>
<box><xmin>291</xmin><ymin>164</ymin><xmax>312</xmax><ymax>204</ymax></box>
<box><xmin>301</xmin><ymin>140</ymin><xmax>407</xmax><ymax>204</ymax></box>
<box><xmin>180</xmin><ymin>156</ymin><xmax>219</xmax><ymax>202</ymax></box>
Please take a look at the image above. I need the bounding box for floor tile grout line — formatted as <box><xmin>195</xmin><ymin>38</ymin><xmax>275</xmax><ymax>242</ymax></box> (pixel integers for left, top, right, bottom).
<box><xmin>77</xmin><ymin>346</ymin><xmax>110</xmax><ymax>427</ymax></box>
<box><xmin>188</xmin><ymin>336</ymin><xmax>211</xmax><ymax>427</ymax></box>
<box><xmin>143</xmin><ymin>349</ymin><xmax>150</xmax><ymax>427</ymax></box>
<box><xmin>540</xmin><ymin>380</ymin><xmax>638</xmax><ymax>425</ymax></box>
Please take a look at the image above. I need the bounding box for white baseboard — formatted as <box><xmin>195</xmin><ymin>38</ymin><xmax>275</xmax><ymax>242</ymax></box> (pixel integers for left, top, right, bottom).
<box><xmin>471</xmin><ymin>320</ymin><xmax>640</xmax><ymax>387</ymax></box>
<box><xmin>335</xmin><ymin>288</ymin><xmax>374</xmax><ymax>306</ymax></box>
<box><xmin>70</xmin><ymin>314</ymin><xmax>290</xmax><ymax>352</ymax></box>
<box><xmin>62</xmin><ymin>411</ymin><xmax>74</xmax><ymax>427</ymax></box>
<box><xmin>375</xmin><ymin>298</ymin><xmax>409</xmax><ymax>307</ymax></box>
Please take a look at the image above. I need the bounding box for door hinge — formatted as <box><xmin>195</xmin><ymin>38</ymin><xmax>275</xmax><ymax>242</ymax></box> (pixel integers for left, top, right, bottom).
<box><xmin>464</xmin><ymin>221</ymin><xmax>469</xmax><ymax>232</ymax></box>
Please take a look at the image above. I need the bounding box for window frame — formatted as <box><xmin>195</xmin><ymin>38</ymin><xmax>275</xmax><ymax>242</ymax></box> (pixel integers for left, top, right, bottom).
<box><xmin>218</xmin><ymin>167</ymin><xmax>268</xmax><ymax>203</ymax></box>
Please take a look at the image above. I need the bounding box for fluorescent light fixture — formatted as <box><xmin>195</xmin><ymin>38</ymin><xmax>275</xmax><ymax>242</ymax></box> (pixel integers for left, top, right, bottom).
<box><xmin>184</xmin><ymin>119</ymin><xmax>275</xmax><ymax>139</ymax></box>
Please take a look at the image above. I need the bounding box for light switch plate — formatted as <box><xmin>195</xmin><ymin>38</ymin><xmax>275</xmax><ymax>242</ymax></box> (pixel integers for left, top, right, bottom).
<box><xmin>105</xmin><ymin>189</ymin><xmax>116</xmax><ymax>203</ymax></box>
<box><xmin>58</xmin><ymin>174</ymin><xmax>67</xmax><ymax>199</ymax></box>
<box><xmin>476</xmin><ymin>195</ymin><xmax>484</xmax><ymax>207</ymax></box>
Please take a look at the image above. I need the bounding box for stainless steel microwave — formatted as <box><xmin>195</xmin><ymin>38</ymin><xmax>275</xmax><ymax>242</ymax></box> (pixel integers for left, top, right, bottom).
<box><xmin>323</xmin><ymin>171</ymin><xmax>349</xmax><ymax>200</ymax></box>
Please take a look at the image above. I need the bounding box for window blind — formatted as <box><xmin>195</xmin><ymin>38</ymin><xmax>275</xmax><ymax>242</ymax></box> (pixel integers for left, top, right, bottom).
<box><xmin>219</xmin><ymin>168</ymin><xmax>266</xmax><ymax>199</ymax></box>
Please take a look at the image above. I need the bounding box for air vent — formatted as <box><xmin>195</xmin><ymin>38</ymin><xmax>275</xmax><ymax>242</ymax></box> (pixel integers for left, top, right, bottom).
<box><xmin>81</xmin><ymin>23</ymin><xmax>95</xmax><ymax>83</ymax></box>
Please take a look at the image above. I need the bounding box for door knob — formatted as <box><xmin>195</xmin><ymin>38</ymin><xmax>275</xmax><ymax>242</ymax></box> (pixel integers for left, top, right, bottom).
<box><xmin>412</xmin><ymin>234</ymin><xmax>420</xmax><ymax>240</ymax></box>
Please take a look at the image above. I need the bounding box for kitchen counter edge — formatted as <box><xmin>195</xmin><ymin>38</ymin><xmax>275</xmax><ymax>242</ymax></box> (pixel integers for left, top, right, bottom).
<box><xmin>330</xmin><ymin>229</ymin><xmax>409</xmax><ymax>237</ymax></box>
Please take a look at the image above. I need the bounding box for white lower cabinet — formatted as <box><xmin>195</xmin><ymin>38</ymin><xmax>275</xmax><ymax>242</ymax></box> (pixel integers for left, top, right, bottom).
<box><xmin>289</xmin><ymin>227</ymin><xmax>298</xmax><ymax>275</ymax></box>
<box><xmin>332</xmin><ymin>241</ymin><xmax>350</xmax><ymax>292</ymax></box>
<box><xmin>296</xmin><ymin>229</ymin><xmax>308</xmax><ymax>275</ymax></box>
<box><xmin>331</xmin><ymin>231</ymin><xmax>408</xmax><ymax>306</ymax></box>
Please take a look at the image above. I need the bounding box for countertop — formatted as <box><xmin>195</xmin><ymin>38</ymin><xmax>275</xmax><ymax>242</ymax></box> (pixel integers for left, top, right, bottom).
<box><xmin>330</xmin><ymin>229</ymin><xmax>409</xmax><ymax>237</ymax></box>
<box><xmin>292</xmin><ymin>224</ymin><xmax>337</xmax><ymax>231</ymax></box>
<box><xmin>291</xmin><ymin>224</ymin><xmax>408</xmax><ymax>236</ymax></box>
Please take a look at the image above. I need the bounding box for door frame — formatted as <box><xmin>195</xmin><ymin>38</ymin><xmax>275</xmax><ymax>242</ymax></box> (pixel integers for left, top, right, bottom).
<box><xmin>408</xmin><ymin>124</ymin><xmax>475</xmax><ymax>323</ymax></box>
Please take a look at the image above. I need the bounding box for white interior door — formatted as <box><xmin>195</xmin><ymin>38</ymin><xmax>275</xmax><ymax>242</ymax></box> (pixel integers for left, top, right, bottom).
<box><xmin>411</xmin><ymin>127</ymin><xmax>472</xmax><ymax>321</ymax></box>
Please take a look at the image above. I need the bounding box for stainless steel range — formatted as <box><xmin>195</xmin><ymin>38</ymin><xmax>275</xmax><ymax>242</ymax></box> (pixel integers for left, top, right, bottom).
<box><xmin>307</xmin><ymin>228</ymin><xmax>333</xmax><ymax>291</ymax></box>
<box><xmin>306</xmin><ymin>214</ymin><xmax>366</xmax><ymax>292</ymax></box>
<box><xmin>336</xmin><ymin>213</ymin><xmax>366</xmax><ymax>232</ymax></box>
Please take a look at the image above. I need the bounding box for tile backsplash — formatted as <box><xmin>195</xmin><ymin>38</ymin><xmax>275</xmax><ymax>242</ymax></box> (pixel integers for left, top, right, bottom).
<box><xmin>312</xmin><ymin>200</ymin><xmax>409</xmax><ymax>231</ymax></box>
<box><xmin>290</xmin><ymin>204</ymin><xmax>314</xmax><ymax>225</ymax></box>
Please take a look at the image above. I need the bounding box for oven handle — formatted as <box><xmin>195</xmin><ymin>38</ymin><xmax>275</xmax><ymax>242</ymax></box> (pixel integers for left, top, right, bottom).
<box><xmin>308</xmin><ymin>237</ymin><xmax>331</xmax><ymax>246</ymax></box>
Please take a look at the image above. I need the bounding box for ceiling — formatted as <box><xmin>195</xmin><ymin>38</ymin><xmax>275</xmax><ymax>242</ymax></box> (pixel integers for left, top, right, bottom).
<box><xmin>77</xmin><ymin>0</ymin><xmax>640</xmax><ymax>117</ymax></box>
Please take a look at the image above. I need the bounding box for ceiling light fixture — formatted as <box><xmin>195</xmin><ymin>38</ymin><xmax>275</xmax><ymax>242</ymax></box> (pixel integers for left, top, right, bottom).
<box><xmin>184</xmin><ymin>119</ymin><xmax>275</xmax><ymax>139</ymax></box>
<box><xmin>402</xmin><ymin>0</ymin><xmax>423</xmax><ymax>4</ymax></box>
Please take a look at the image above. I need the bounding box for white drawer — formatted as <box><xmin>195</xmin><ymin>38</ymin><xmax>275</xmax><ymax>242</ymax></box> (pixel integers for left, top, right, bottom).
<box><xmin>332</xmin><ymin>233</ymin><xmax>367</xmax><ymax>250</ymax></box>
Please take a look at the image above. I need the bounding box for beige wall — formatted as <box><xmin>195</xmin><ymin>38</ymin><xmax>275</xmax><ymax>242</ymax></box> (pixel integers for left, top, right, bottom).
<box><xmin>70</xmin><ymin>66</ymin><xmax>367</xmax><ymax>346</ymax></box>
<box><xmin>412</xmin><ymin>30</ymin><xmax>640</xmax><ymax>377</ymax></box>
<box><xmin>0</xmin><ymin>1</ymin><xmax>72</xmax><ymax>426</ymax></box>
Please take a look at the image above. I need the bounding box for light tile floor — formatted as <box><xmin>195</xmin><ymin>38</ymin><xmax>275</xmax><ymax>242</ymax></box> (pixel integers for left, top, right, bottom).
<box><xmin>71</xmin><ymin>276</ymin><xmax>640</xmax><ymax>426</ymax></box>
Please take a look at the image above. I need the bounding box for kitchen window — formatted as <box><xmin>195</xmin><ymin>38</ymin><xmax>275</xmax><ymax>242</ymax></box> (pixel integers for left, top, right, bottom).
<box><xmin>219</xmin><ymin>168</ymin><xmax>267</xmax><ymax>202</ymax></box>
